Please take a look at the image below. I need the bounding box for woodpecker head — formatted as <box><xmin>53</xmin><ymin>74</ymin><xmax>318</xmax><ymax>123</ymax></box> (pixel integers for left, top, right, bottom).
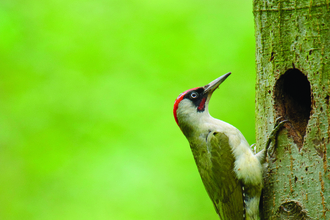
<box><xmin>173</xmin><ymin>73</ymin><xmax>231</xmax><ymax>136</ymax></box>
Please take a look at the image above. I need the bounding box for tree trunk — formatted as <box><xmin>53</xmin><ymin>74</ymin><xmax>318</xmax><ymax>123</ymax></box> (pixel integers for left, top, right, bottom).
<box><xmin>253</xmin><ymin>0</ymin><xmax>330</xmax><ymax>219</ymax></box>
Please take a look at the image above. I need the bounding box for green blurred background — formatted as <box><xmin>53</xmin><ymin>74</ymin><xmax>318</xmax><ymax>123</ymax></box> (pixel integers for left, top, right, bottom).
<box><xmin>0</xmin><ymin>0</ymin><xmax>256</xmax><ymax>219</ymax></box>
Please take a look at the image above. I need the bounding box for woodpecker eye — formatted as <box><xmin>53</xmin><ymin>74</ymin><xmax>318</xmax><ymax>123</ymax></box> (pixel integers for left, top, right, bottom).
<box><xmin>190</xmin><ymin>92</ymin><xmax>198</xmax><ymax>99</ymax></box>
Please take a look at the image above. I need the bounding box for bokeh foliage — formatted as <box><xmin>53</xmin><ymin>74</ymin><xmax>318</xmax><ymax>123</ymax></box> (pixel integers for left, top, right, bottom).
<box><xmin>0</xmin><ymin>0</ymin><xmax>255</xmax><ymax>219</ymax></box>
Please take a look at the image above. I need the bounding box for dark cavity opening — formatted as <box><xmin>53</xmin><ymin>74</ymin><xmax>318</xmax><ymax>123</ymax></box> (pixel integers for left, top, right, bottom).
<box><xmin>274</xmin><ymin>69</ymin><xmax>311</xmax><ymax>148</ymax></box>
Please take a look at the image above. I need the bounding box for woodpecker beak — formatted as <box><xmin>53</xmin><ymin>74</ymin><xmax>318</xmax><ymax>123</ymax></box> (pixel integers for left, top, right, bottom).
<box><xmin>203</xmin><ymin>72</ymin><xmax>231</xmax><ymax>94</ymax></box>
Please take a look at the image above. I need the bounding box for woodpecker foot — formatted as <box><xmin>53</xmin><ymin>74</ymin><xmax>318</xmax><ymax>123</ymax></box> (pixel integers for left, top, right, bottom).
<box><xmin>250</xmin><ymin>143</ymin><xmax>256</xmax><ymax>154</ymax></box>
<box><xmin>266</xmin><ymin>117</ymin><xmax>289</xmax><ymax>157</ymax></box>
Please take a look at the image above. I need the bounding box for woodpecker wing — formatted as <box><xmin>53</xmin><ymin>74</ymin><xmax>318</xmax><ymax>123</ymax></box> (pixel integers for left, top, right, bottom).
<box><xmin>202</xmin><ymin>131</ymin><xmax>244</xmax><ymax>220</ymax></box>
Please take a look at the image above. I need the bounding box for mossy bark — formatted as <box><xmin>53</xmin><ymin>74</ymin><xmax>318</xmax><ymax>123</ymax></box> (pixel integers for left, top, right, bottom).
<box><xmin>253</xmin><ymin>0</ymin><xmax>330</xmax><ymax>219</ymax></box>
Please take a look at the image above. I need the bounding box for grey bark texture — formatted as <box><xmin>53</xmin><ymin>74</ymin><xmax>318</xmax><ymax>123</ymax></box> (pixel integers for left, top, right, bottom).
<box><xmin>253</xmin><ymin>0</ymin><xmax>330</xmax><ymax>219</ymax></box>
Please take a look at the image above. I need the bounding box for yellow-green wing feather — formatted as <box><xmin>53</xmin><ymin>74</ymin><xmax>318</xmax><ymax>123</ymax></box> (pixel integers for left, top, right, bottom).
<box><xmin>191</xmin><ymin>131</ymin><xmax>244</xmax><ymax>220</ymax></box>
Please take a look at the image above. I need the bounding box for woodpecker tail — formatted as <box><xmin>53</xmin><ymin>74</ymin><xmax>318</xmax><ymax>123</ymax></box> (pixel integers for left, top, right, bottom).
<box><xmin>244</xmin><ymin>198</ymin><xmax>260</xmax><ymax>220</ymax></box>
<box><xmin>242</xmin><ymin>184</ymin><xmax>261</xmax><ymax>220</ymax></box>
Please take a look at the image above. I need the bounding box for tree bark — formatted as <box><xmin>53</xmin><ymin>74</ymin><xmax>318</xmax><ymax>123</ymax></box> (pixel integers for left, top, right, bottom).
<box><xmin>254</xmin><ymin>0</ymin><xmax>330</xmax><ymax>219</ymax></box>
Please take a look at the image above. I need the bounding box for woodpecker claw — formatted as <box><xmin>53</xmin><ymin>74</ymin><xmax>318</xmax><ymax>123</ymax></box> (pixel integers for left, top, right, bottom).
<box><xmin>274</xmin><ymin>116</ymin><xmax>285</xmax><ymax>127</ymax></box>
<box><xmin>250</xmin><ymin>143</ymin><xmax>256</xmax><ymax>154</ymax></box>
<box><xmin>266</xmin><ymin>119</ymin><xmax>290</xmax><ymax>157</ymax></box>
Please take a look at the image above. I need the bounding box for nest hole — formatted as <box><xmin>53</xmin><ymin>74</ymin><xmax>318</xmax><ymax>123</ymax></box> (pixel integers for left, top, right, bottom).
<box><xmin>274</xmin><ymin>69</ymin><xmax>311</xmax><ymax>148</ymax></box>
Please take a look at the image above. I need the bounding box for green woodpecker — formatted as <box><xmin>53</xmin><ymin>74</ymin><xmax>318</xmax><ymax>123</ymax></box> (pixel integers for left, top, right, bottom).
<box><xmin>173</xmin><ymin>73</ymin><xmax>263</xmax><ymax>220</ymax></box>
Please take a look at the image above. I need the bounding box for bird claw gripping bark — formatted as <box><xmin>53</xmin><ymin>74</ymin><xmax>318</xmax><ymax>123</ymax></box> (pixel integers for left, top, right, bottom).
<box><xmin>250</xmin><ymin>143</ymin><xmax>257</xmax><ymax>154</ymax></box>
<box><xmin>266</xmin><ymin>118</ymin><xmax>289</xmax><ymax>157</ymax></box>
<box><xmin>256</xmin><ymin>117</ymin><xmax>289</xmax><ymax>164</ymax></box>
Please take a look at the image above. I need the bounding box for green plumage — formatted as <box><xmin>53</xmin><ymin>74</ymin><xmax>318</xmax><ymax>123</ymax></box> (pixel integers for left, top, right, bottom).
<box><xmin>189</xmin><ymin>131</ymin><xmax>244</xmax><ymax>220</ymax></box>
